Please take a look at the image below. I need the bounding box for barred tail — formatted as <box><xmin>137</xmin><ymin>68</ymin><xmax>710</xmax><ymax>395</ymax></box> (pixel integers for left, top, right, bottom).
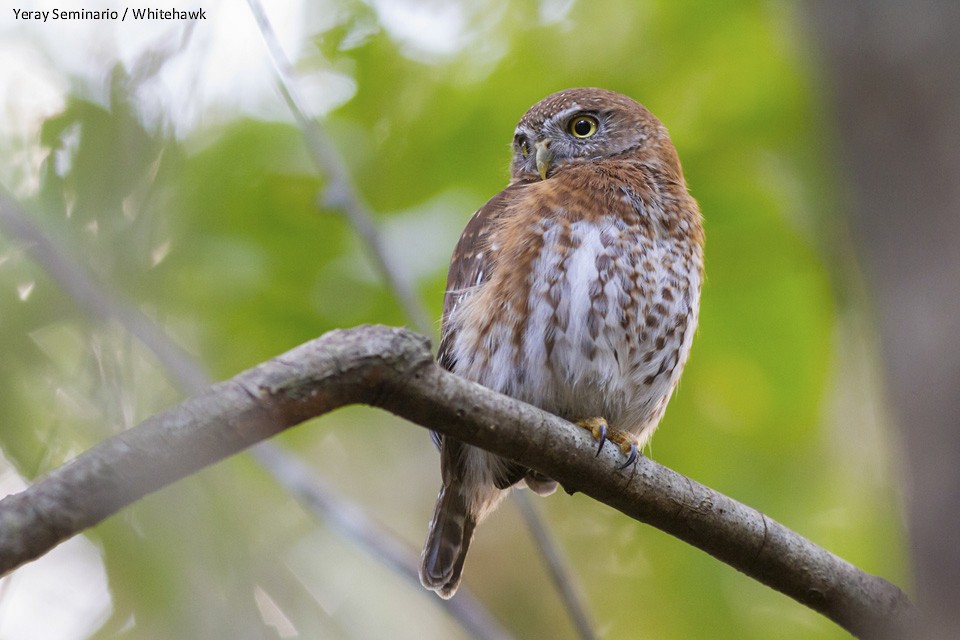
<box><xmin>420</xmin><ymin>482</ymin><xmax>477</xmax><ymax>599</ymax></box>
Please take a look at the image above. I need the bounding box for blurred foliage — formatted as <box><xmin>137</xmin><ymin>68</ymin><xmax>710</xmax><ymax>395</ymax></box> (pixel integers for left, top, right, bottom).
<box><xmin>0</xmin><ymin>1</ymin><xmax>906</xmax><ymax>639</ymax></box>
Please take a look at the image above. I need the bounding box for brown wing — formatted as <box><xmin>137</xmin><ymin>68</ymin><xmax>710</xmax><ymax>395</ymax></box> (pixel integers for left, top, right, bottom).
<box><xmin>436</xmin><ymin>184</ymin><xmax>522</xmax><ymax>373</ymax></box>
<box><xmin>431</xmin><ymin>184</ymin><xmax>527</xmax><ymax>480</ymax></box>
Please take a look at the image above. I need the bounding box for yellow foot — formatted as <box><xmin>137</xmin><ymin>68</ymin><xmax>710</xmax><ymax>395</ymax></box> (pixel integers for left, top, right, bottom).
<box><xmin>574</xmin><ymin>417</ymin><xmax>640</xmax><ymax>470</ymax></box>
<box><xmin>576</xmin><ymin>417</ymin><xmax>609</xmax><ymax>443</ymax></box>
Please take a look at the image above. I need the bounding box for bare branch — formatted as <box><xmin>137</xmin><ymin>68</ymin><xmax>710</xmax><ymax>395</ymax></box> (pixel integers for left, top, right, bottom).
<box><xmin>0</xmin><ymin>324</ymin><xmax>917</xmax><ymax>638</ymax></box>
<box><xmin>250</xmin><ymin>445</ymin><xmax>512</xmax><ymax>640</ymax></box>
<box><xmin>512</xmin><ymin>491</ymin><xmax>596</xmax><ymax>640</ymax></box>
<box><xmin>243</xmin><ymin>0</ymin><xmax>432</xmax><ymax>334</ymax></box>
<box><xmin>0</xmin><ymin>189</ymin><xmax>508</xmax><ymax>639</ymax></box>
<box><xmin>0</xmin><ymin>186</ymin><xmax>208</xmax><ymax>391</ymax></box>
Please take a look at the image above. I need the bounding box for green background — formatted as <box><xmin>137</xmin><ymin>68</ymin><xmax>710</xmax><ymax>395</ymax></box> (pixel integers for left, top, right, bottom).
<box><xmin>0</xmin><ymin>1</ymin><xmax>906</xmax><ymax>638</ymax></box>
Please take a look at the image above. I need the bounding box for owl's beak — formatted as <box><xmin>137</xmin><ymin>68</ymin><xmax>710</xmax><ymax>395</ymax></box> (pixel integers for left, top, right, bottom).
<box><xmin>535</xmin><ymin>139</ymin><xmax>552</xmax><ymax>180</ymax></box>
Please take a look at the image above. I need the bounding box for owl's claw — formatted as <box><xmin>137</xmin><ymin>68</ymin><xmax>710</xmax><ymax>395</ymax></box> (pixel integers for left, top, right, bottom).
<box><xmin>617</xmin><ymin>442</ymin><xmax>639</xmax><ymax>470</ymax></box>
<box><xmin>594</xmin><ymin>424</ymin><xmax>607</xmax><ymax>457</ymax></box>
<box><xmin>611</xmin><ymin>432</ymin><xmax>641</xmax><ymax>470</ymax></box>
<box><xmin>576</xmin><ymin>418</ymin><xmax>641</xmax><ymax>469</ymax></box>
<box><xmin>575</xmin><ymin>417</ymin><xmax>609</xmax><ymax>457</ymax></box>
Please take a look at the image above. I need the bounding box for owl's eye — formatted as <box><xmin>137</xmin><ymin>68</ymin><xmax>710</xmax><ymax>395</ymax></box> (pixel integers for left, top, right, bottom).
<box><xmin>516</xmin><ymin>135</ymin><xmax>531</xmax><ymax>158</ymax></box>
<box><xmin>568</xmin><ymin>115</ymin><xmax>599</xmax><ymax>139</ymax></box>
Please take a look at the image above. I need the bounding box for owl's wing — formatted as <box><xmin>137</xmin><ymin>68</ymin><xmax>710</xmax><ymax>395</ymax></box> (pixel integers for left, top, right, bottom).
<box><xmin>436</xmin><ymin>185</ymin><xmax>520</xmax><ymax>373</ymax></box>
<box><xmin>431</xmin><ymin>186</ymin><xmax>520</xmax><ymax>466</ymax></box>
<box><xmin>433</xmin><ymin>185</ymin><xmax>534</xmax><ymax>490</ymax></box>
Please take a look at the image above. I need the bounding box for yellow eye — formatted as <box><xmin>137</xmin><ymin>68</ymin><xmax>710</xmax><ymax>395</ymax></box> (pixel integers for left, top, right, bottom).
<box><xmin>568</xmin><ymin>115</ymin><xmax>599</xmax><ymax>139</ymax></box>
<box><xmin>516</xmin><ymin>135</ymin><xmax>531</xmax><ymax>158</ymax></box>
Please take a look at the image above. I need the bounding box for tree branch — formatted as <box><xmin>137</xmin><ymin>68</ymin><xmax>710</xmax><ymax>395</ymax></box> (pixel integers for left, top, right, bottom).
<box><xmin>511</xmin><ymin>491</ymin><xmax>596</xmax><ymax>640</ymax></box>
<box><xmin>244</xmin><ymin>0</ymin><xmax>432</xmax><ymax>334</ymax></box>
<box><xmin>0</xmin><ymin>324</ymin><xmax>916</xmax><ymax>638</ymax></box>
<box><xmin>249</xmin><ymin>444</ymin><xmax>512</xmax><ymax>640</ymax></box>
<box><xmin>0</xmin><ymin>188</ymin><xmax>507</xmax><ymax>639</ymax></box>
<box><xmin>0</xmin><ymin>186</ymin><xmax>209</xmax><ymax>391</ymax></box>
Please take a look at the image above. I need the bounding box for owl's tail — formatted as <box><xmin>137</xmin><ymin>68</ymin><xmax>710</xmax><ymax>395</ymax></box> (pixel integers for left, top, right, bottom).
<box><xmin>420</xmin><ymin>482</ymin><xmax>477</xmax><ymax>599</ymax></box>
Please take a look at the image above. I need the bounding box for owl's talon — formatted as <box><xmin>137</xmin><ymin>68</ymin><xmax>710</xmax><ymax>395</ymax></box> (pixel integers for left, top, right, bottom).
<box><xmin>575</xmin><ymin>417</ymin><xmax>609</xmax><ymax>456</ymax></box>
<box><xmin>617</xmin><ymin>443</ymin><xmax>639</xmax><ymax>470</ymax></box>
<box><xmin>575</xmin><ymin>418</ymin><xmax>639</xmax><ymax>468</ymax></box>
<box><xmin>595</xmin><ymin>424</ymin><xmax>607</xmax><ymax>456</ymax></box>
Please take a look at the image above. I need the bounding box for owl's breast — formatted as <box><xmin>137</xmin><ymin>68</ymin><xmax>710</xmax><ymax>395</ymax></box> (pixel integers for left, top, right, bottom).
<box><xmin>448</xmin><ymin>209</ymin><xmax>701</xmax><ymax>441</ymax></box>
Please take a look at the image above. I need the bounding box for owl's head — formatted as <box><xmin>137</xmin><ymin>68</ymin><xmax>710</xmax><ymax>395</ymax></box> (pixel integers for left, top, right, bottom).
<box><xmin>509</xmin><ymin>87</ymin><xmax>680</xmax><ymax>182</ymax></box>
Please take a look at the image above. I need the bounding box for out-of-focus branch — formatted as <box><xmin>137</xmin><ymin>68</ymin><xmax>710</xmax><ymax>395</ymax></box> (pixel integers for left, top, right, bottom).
<box><xmin>0</xmin><ymin>324</ymin><xmax>918</xmax><ymax>638</ymax></box>
<box><xmin>806</xmin><ymin>3</ymin><xmax>960</xmax><ymax>637</ymax></box>
<box><xmin>512</xmin><ymin>491</ymin><xmax>595</xmax><ymax>640</ymax></box>
<box><xmin>0</xmin><ymin>186</ymin><xmax>208</xmax><ymax>391</ymax></box>
<box><xmin>0</xmin><ymin>189</ymin><xmax>507</xmax><ymax>639</ymax></box>
<box><xmin>250</xmin><ymin>445</ymin><xmax>510</xmax><ymax>640</ymax></box>
<box><xmin>243</xmin><ymin>0</ymin><xmax>432</xmax><ymax>334</ymax></box>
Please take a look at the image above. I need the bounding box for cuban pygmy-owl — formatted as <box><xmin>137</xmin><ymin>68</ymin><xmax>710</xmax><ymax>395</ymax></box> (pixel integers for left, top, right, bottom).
<box><xmin>420</xmin><ymin>88</ymin><xmax>704</xmax><ymax>598</ymax></box>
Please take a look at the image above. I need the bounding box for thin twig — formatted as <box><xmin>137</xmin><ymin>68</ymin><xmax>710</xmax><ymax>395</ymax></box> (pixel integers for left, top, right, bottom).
<box><xmin>240</xmin><ymin>4</ymin><xmax>597</xmax><ymax>634</ymax></box>
<box><xmin>512</xmin><ymin>491</ymin><xmax>595</xmax><ymax>640</ymax></box>
<box><xmin>0</xmin><ymin>187</ymin><xmax>208</xmax><ymax>392</ymax></box>
<box><xmin>243</xmin><ymin>0</ymin><xmax>432</xmax><ymax>334</ymax></box>
<box><xmin>251</xmin><ymin>444</ymin><xmax>512</xmax><ymax>640</ymax></box>
<box><xmin>0</xmin><ymin>324</ymin><xmax>919</xmax><ymax>638</ymax></box>
<box><xmin>0</xmin><ymin>189</ymin><xmax>506</xmax><ymax>639</ymax></box>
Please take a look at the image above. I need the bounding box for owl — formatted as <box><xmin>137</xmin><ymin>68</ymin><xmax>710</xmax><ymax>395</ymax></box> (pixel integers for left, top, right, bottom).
<box><xmin>420</xmin><ymin>88</ymin><xmax>704</xmax><ymax>598</ymax></box>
